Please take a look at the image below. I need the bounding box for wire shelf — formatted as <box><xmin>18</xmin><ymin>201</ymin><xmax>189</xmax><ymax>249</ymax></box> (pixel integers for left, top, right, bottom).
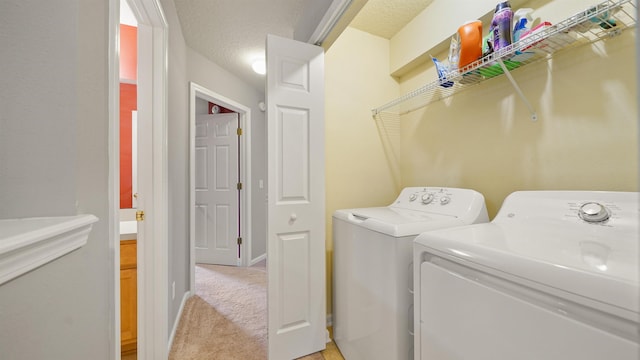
<box><xmin>372</xmin><ymin>0</ymin><xmax>637</xmax><ymax>119</ymax></box>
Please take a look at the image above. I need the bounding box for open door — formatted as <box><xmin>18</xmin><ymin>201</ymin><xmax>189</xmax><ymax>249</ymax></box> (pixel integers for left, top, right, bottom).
<box><xmin>266</xmin><ymin>34</ymin><xmax>326</xmax><ymax>360</ymax></box>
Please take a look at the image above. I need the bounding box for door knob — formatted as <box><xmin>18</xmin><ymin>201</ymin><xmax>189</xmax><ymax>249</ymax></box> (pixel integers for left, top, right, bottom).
<box><xmin>290</xmin><ymin>213</ymin><xmax>297</xmax><ymax>221</ymax></box>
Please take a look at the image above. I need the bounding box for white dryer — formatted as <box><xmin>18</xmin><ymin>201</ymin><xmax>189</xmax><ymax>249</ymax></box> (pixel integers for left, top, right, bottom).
<box><xmin>333</xmin><ymin>187</ymin><xmax>488</xmax><ymax>360</ymax></box>
<box><xmin>413</xmin><ymin>191</ymin><xmax>639</xmax><ymax>360</ymax></box>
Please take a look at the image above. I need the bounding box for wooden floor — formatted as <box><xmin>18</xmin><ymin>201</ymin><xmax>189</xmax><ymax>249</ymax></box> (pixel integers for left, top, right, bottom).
<box><xmin>320</xmin><ymin>341</ymin><xmax>345</xmax><ymax>360</ymax></box>
<box><xmin>318</xmin><ymin>327</ymin><xmax>344</xmax><ymax>360</ymax></box>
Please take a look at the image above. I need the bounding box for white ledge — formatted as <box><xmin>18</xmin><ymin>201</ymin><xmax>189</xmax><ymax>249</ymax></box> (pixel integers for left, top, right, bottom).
<box><xmin>0</xmin><ymin>214</ymin><xmax>99</xmax><ymax>285</ymax></box>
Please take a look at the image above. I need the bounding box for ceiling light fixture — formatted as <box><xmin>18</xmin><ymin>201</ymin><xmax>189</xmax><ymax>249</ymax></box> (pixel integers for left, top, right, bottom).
<box><xmin>252</xmin><ymin>59</ymin><xmax>266</xmax><ymax>75</ymax></box>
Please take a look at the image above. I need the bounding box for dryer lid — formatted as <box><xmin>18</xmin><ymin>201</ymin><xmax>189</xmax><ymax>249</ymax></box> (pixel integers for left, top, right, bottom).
<box><xmin>415</xmin><ymin>220</ymin><xmax>639</xmax><ymax>318</ymax></box>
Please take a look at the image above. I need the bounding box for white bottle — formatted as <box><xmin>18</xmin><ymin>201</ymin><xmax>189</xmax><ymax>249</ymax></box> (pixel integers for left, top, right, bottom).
<box><xmin>513</xmin><ymin>8</ymin><xmax>534</xmax><ymax>42</ymax></box>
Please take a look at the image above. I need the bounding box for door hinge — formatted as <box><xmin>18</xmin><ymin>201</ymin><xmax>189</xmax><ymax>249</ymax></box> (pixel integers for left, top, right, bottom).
<box><xmin>237</xmin><ymin>182</ymin><xmax>243</xmax><ymax>190</ymax></box>
<box><xmin>237</xmin><ymin>128</ymin><xmax>243</xmax><ymax>136</ymax></box>
<box><xmin>237</xmin><ymin>237</ymin><xmax>243</xmax><ymax>245</ymax></box>
<box><xmin>136</xmin><ymin>210</ymin><xmax>145</xmax><ymax>221</ymax></box>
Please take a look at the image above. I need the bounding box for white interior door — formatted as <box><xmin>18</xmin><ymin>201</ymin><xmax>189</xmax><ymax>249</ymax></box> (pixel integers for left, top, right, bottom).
<box><xmin>195</xmin><ymin>113</ymin><xmax>240</xmax><ymax>266</ymax></box>
<box><xmin>266</xmin><ymin>34</ymin><xmax>326</xmax><ymax>360</ymax></box>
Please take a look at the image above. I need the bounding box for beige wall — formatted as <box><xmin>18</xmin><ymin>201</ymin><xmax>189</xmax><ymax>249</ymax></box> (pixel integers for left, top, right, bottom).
<box><xmin>326</xmin><ymin>0</ymin><xmax>638</xmax><ymax>317</ymax></box>
<box><xmin>325</xmin><ymin>27</ymin><xmax>401</xmax><ymax>314</ymax></box>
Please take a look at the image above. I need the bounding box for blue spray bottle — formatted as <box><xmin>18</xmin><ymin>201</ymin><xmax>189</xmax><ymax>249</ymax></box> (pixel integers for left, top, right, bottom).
<box><xmin>511</xmin><ymin>8</ymin><xmax>535</xmax><ymax>62</ymax></box>
<box><xmin>513</xmin><ymin>8</ymin><xmax>534</xmax><ymax>42</ymax></box>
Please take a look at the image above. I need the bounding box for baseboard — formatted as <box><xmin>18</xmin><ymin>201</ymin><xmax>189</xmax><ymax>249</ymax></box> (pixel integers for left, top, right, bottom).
<box><xmin>326</xmin><ymin>313</ymin><xmax>333</xmax><ymax>342</ymax></box>
<box><xmin>249</xmin><ymin>253</ymin><xmax>266</xmax><ymax>266</ymax></box>
<box><xmin>167</xmin><ymin>291</ymin><xmax>191</xmax><ymax>353</ymax></box>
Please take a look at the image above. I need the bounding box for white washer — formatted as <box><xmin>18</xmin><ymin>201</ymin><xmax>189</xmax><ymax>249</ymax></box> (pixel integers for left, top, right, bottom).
<box><xmin>333</xmin><ymin>187</ymin><xmax>489</xmax><ymax>360</ymax></box>
<box><xmin>413</xmin><ymin>191</ymin><xmax>639</xmax><ymax>360</ymax></box>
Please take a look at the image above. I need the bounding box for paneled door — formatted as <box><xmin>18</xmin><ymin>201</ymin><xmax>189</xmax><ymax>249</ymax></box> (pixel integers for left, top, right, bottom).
<box><xmin>266</xmin><ymin>34</ymin><xmax>326</xmax><ymax>359</ymax></box>
<box><xmin>195</xmin><ymin>112</ymin><xmax>240</xmax><ymax>266</ymax></box>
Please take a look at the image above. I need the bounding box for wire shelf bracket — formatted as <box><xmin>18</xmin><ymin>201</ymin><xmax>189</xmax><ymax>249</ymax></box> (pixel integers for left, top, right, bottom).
<box><xmin>496</xmin><ymin>59</ymin><xmax>538</xmax><ymax>121</ymax></box>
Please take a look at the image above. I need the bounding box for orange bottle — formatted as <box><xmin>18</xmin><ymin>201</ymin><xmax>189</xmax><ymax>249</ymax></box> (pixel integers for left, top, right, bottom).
<box><xmin>458</xmin><ymin>20</ymin><xmax>483</xmax><ymax>69</ymax></box>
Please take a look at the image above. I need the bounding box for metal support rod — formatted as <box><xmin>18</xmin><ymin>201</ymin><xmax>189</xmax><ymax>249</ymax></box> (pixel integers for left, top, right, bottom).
<box><xmin>497</xmin><ymin>59</ymin><xmax>538</xmax><ymax>121</ymax></box>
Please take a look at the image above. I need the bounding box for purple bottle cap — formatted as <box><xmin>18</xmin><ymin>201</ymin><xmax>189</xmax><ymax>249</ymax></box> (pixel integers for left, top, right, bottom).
<box><xmin>495</xmin><ymin>1</ymin><xmax>511</xmax><ymax>12</ymax></box>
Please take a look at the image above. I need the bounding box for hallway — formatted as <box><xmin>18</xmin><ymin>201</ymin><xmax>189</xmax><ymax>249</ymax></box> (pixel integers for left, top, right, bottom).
<box><xmin>168</xmin><ymin>263</ymin><xmax>344</xmax><ymax>360</ymax></box>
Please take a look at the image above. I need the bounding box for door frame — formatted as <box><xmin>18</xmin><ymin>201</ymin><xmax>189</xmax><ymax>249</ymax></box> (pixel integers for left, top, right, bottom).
<box><xmin>189</xmin><ymin>82</ymin><xmax>253</xmax><ymax>292</ymax></box>
<box><xmin>109</xmin><ymin>0</ymin><xmax>169</xmax><ymax>359</ymax></box>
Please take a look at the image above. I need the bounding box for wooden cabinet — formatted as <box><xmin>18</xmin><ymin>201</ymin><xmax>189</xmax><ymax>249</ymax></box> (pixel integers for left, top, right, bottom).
<box><xmin>120</xmin><ymin>240</ymin><xmax>137</xmax><ymax>355</ymax></box>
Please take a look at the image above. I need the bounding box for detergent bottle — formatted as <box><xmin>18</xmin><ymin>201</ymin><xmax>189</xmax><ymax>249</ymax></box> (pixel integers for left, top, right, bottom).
<box><xmin>513</xmin><ymin>8</ymin><xmax>534</xmax><ymax>42</ymax></box>
<box><xmin>458</xmin><ymin>20</ymin><xmax>483</xmax><ymax>68</ymax></box>
<box><xmin>490</xmin><ymin>1</ymin><xmax>513</xmax><ymax>52</ymax></box>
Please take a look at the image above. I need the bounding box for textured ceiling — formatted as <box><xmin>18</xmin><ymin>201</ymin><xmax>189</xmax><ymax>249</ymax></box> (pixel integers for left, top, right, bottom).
<box><xmin>174</xmin><ymin>0</ymin><xmax>307</xmax><ymax>93</ymax></box>
<box><xmin>173</xmin><ymin>0</ymin><xmax>434</xmax><ymax>94</ymax></box>
<box><xmin>350</xmin><ymin>0</ymin><xmax>433</xmax><ymax>39</ymax></box>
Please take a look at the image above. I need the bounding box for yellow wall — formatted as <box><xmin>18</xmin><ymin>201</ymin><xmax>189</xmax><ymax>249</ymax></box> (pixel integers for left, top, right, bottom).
<box><xmin>326</xmin><ymin>0</ymin><xmax>638</xmax><ymax>316</ymax></box>
<box><xmin>325</xmin><ymin>27</ymin><xmax>401</xmax><ymax>314</ymax></box>
<box><xmin>400</xmin><ymin>35</ymin><xmax>638</xmax><ymax>217</ymax></box>
<box><xmin>397</xmin><ymin>3</ymin><xmax>638</xmax><ymax>217</ymax></box>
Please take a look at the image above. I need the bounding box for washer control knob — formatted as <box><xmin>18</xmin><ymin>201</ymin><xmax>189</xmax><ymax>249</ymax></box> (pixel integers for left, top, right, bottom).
<box><xmin>421</xmin><ymin>193</ymin><xmax>434</xmax><ymax>204</ymax></box>
<box><xmin>440</xmin><ymin>196</ymin><xmax>451</xmax><ymax>205</ymax></box>
<box><xmin>409</xmin><ymin>193</ymin><xmax>418</xmax><ymax>202</ymax></box>
<box><xmin>579</xmin><ymin>202</ymin><xmax>610</xmax><ymax>223</ymax></box>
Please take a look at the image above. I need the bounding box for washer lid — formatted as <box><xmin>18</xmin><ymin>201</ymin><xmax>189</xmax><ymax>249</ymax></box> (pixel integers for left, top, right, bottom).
<box><xmin>415</xmin><ymin>220</ymin><xmax>639</xmax><ymax>318</ymax></box>
<box><xmin>333</xmin><ymin>207</ymin><xmax>460</xmax><ymax>237</ymax></box>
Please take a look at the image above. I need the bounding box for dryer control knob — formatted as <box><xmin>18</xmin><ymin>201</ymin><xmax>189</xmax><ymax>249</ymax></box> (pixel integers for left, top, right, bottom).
<box><xmin>421</xmin><ymin>193</ymin><xmax>434</xmax><ymax>204</ymax></box>
<box><xmin>409</xmin><ymin>193</ymin><xmax>418</xmax><ymax>202</ymax></box>
<box><xmin>579</xmin><ymin>202</ymin><xmax>610</xmax><ymax>223</ymax></box>
<box><xmin>440</xmin><ymin>196</ymin><xmax>451</xmax><ymax>205</ymax></box>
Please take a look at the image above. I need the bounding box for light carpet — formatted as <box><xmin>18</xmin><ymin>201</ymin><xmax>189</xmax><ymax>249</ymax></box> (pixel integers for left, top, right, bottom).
<box><xmin>169</xmin><ymin>263</ymin><xmax>334</xmax><ymax>360</ymax></box>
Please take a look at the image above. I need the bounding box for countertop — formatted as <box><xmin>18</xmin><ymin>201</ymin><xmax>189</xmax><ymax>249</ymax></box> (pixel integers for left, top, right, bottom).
<box><xmin>120</xmin><ymin>221</ymin><xmax>137</xmax><ymax>241</ymax></box>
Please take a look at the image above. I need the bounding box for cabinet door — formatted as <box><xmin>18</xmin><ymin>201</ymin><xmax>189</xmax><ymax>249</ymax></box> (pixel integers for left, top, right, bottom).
<box><xmin>120</xmin><ymin>240</ymin><xmax>137</xmax><ymax>354</ymax></box>
<box><xmin>121</xmin><ymin>268</ymin><xmax>137</xmax><ymax>352</ymax></box>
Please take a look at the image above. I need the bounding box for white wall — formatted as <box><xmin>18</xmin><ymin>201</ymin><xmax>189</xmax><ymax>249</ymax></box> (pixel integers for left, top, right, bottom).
<box><xmin>159</xmin><ymin>0</ymin><xmax>191</xmax><ymax>337</ymax></box>
<box><xmin>294</xmin><ymin>0</ymin><xmax>334</xmax><ymax>43</ymax></box>
<box><xmin>186</xmin><ymin>47</ymin><xmax>268</xmax><ymax>264</ymax></box>
<box><xmin>0</xmin><ymin>0</ymin><xmax>113</xmax><ymax>359</ymax></box>
<box><xmin>0</xmin><ymin>1</ymin><xmax>77</xmax><ymax>218</ymax></box>
<box><xmin>196</xmin><ymin>97</ymin><xmax>209</xmax><ymax>114</ymax></box>
<box><xmin>0</xmin><ymin>1</ymin><xmax>271</xmax><ymax>356</ymax></box>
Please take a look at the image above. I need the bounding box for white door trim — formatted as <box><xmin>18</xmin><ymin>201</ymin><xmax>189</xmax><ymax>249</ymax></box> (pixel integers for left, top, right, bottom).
<box><xmin>189</xmin><ymin>82</ymin><xmax>253</xmax><ymax>293</ymax></box>
<box><xmin>108</xmin><ymin>2</ymin><xmax>121</xmax><ymax>358</ymax></box>
<box><xmin>109</xmin><ymin>0</ymin><xmax>169</xmax><ymax>359</ymax></box>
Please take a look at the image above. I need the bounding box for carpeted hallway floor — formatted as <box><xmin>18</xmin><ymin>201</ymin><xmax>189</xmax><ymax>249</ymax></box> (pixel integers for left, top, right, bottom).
<box><xmin>168</xmin><ymin>263</ymin><xmax>343</xmax><ymax>360</ymax></box>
